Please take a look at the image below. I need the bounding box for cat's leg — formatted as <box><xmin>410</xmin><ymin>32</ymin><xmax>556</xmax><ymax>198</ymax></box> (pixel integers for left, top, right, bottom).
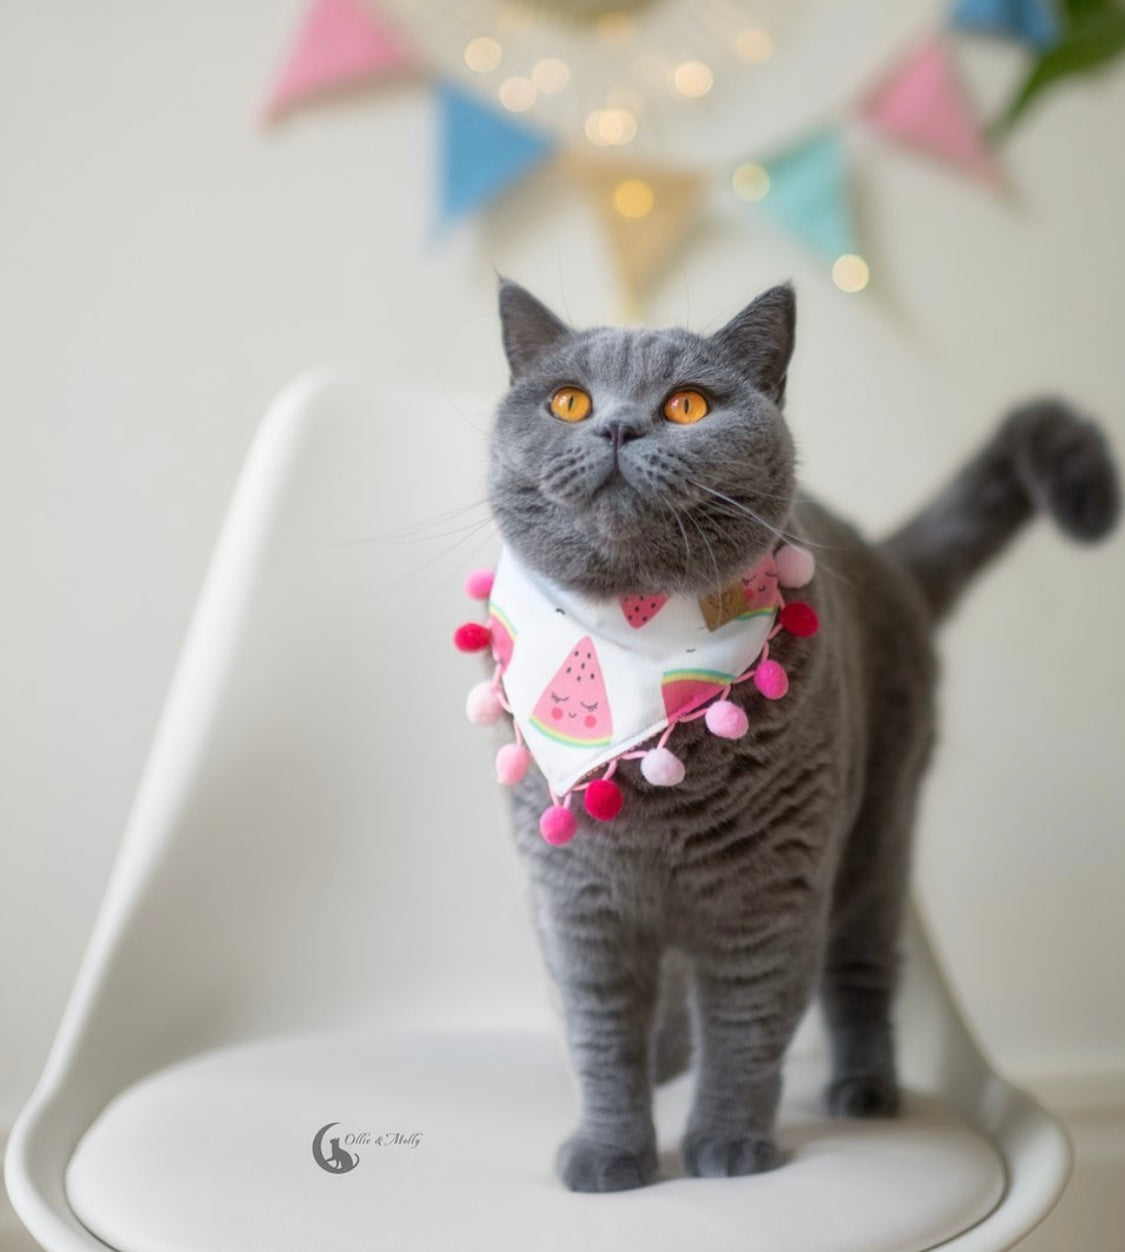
<box><xmin>681</xmin><ymin>890</ymin><xmax>826</xmax><ymax>1178</ymax></box>
<box><xmin>820</xmin><ymin>692</ymin><xmax>934</xmax><ymax>1118</ymax></box>
<box><xmin>532</xmin><ymin>874</ymin><xmax>662</xmax><ymax>1192</ymax></box>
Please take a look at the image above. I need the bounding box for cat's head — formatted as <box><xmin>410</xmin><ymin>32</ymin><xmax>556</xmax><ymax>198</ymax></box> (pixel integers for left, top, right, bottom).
<box><xmin>488</xmin><ymin>281</ymin><xmax>798</xmax><ymax>598</ymax></box>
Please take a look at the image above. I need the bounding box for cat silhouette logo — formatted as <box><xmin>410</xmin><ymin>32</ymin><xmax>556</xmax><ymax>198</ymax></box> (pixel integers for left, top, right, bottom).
<box><xmin>311</xmin><ymin>1122</ymin><xmax>360</xmax><ymax>1174</ymax></box>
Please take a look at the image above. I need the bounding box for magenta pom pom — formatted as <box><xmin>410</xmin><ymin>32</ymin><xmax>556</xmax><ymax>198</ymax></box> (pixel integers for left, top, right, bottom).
<box><xmin>453</xmin><ymin>621</ymin><xmax>491</xmax><ymax>652</ymax></box>
<box><xmin>540</xmin><ymin>805</ymin><xmax>577</xmax><ymax>845</ymax></box>
<box><xmin>779</xmin><ymin>601</ymin><xmax>819</xmax><ymax>637</ymax></box>
<box><xmin>705</xmin><ymin>699</ymin><xmax>749</xmax><ymax>739</ymax></box>
<box><xmin>776</xmin><ymin>544</ymin><xmax>815</xmax><ymax>588</ymax></box>
<box><xmin>465</xmin><ymin>568</ymin><xmax>495</xmax><ymax>601</ymax></box>
<box><xmin>495</xmin><ymin>742</ymin><xmax>530</xmax><ymax>786</ymax></box>
<box><xmin>584</xmin><ymin>778</ymin><xmax>624</xmax><ymax>821</ymax></box>
<box><xmin>754</xmin><ymin>660</ymin><xmax>789</xmax><ymax>700</ymax></box>
<box><xmin>640</xmin><ymin>747</ymin><xmax>685</xmax><ymax>787</ymax></box>
<box><xmin>466</xmin><ymin>681</ymin><xmax>504</xmax><ymax>725</ymax></box>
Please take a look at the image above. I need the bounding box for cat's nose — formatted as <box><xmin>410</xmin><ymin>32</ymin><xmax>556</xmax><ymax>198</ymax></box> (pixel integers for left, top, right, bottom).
<box><xmin>596</xmin><ymin>420</ymin><xmax>643</xmax><ymax>453</ymax></box>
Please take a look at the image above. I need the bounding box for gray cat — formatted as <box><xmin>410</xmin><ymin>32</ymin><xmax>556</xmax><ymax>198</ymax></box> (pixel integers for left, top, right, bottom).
<box><xmin>486</xmin><ymin>279</ymin><xmax>1118</xmax><ymax>1192</ymax></box>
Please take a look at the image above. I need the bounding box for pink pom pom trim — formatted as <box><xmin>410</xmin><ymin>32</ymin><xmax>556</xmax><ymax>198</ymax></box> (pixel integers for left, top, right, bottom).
<box><xmin>776</xmin><ymin>544</ymin><xmax>815</xmax><ymax>588</ymax></box>
<box><xmin>584</xmin><ymin>777</ymin><xmax>624</xmax><ymax>821</ymax></box>
<box><xmin>466</xmin><ymin>681</ymin><xmax>504</xmax><ymax>725</ymax></box>
<box><xmin>496</xmin><ymin>742</ymin><xmax>530</xmax><ymax>785</ymax></box>
<box><xmin>754</xmin><ymin>660</ymin><xmax>789</xmax><ymax>700</ymax></box>
<box><xmin>540</xmin><ymin>805</ymin><xmax>577</xmax><ymax>845</ymax></box>
<box><xmin>453</xmin><ymin>622</ymin><xmax>491</xmax><ymax>652</ymax></box>
<box><xmin>465</xmin><ymin>568</ymin><xmax>495</xmax><ymax>601</ymax></box>
<box><xmin>705</xmin><ymin>699</ymin><xmax>749</xmax><ymax>739</ymax></box>
<box><xmin>640</xmin><ymin>747</ymin><xmax>685</xmax><ymax>787</ymax></box>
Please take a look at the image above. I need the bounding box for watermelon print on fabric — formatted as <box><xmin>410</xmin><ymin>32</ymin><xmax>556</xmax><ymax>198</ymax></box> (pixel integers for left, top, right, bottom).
<box><xmin>661</xmin><ymin>668</ymin><xmax>737</xmax><ymax>720</ymax></box>
<box><xmin>530</xmin><ymin>636</ymin><xmax>613</xmax><ymax>748</ymax></box>
<box><xmin>488</xmin><ymin>605</ymin><xmax>516</xmax><ymax>674</ymax></box>
<box><xmin>620</xmin><ymin>594</ymin><xmax>669</xmax><ymax>629</ymax></box>
<box><xmin>740</xmin><ymin>555</ymin><xmax>782</xmax><ymax>616</ymax></box>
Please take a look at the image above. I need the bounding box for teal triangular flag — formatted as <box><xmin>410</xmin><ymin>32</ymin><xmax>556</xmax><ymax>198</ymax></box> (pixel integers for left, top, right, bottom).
<box><xmin>951</xmin><ymin>0</ymin><xmax>1061</xmax><ymax>51</ymax></box>
<box><xmin>758</xmin><ymin>130</ymin><xmax>856</xmax><ymax>262</ymax></box>
<box><xmin>437</xmin><ymin>82</ymin><xmax>554</xmax><ymax>222</ymax></box>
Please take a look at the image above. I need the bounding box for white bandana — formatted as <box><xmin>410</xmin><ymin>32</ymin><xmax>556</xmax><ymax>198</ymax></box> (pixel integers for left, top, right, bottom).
<box><xmin>486</xmin><ymin>545</ymin><xmax>783</xmax><ymax>796</ymax></box>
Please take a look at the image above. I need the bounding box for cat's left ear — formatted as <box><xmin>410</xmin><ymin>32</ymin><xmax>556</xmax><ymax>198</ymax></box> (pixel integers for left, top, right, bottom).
<box><xmin>498</xmin><ymin>279</ymin><xmax>572</xmax><ymax>381</ymax></box>
<box><xmin>710</xmin><ymin>283</ymin><xmax>796</xmax><ymax>405</ymax></box>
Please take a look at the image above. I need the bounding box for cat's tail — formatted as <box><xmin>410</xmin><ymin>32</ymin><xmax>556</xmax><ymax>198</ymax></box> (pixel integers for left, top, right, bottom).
<box><xmin>882</xmin><ymin>398</ymin><xmax>1119</xmax><ymax>622</ymax></box>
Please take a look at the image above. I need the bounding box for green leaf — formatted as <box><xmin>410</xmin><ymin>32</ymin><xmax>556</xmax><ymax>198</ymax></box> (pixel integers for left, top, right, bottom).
<box><xmin>999</xmin><ymin>10</ymin><xmax>1125</xmax><ymax>130</ymax></box>
<box><xmin>1060</xmin><ymin>0</ymin><xmax>1115</xmax><ymax>24</ymax></box>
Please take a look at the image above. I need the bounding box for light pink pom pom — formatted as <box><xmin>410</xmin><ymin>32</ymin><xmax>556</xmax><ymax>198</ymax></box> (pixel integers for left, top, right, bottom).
<box><xmin>775</xmin><ymin>544</ymin><xmax>815</xmax><ymax>588</ymax></box>
<box><xmin>641</xmin><ymin>747</ymin><xmax>685</xmax><ymax>786</ymax></box>
<box><xmin>496</xmin><ymin>742</ymin><xmax>530</xmax><ymax>785</ymax></box>
<box><xmin>705</xmin><ymin>699</ymin><xmax>749</xmax><ymax>739</ymax></box>
<box><xmin>754</xmin><ymin>660</ymin><xmax>789</xmax><ymax>700</ymax></box>
<box><xmin>465</xmin><ymin>568</ymin><xmax>495</xmax><ymax>600</ymax></box>
<box><xmin>540</xmin><ymin>805</ymin><xmax>577</xmax><ymax>845</ymax></box>
<box><xmin>466</xmin><ymin>681</ymin><xmax>503</xmax><ymax>726</ymax></box>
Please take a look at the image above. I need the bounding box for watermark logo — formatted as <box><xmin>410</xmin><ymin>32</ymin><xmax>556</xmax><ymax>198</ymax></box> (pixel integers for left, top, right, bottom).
<box><xmin>312</xmin><ymin>1123</ymin><xmax>360</xmax><ymax>1174</ymax></box>
<box><xmin>311</xmin><ymin>1122</ymin><xmax>424</xmax><ymax>1173</ymax></box>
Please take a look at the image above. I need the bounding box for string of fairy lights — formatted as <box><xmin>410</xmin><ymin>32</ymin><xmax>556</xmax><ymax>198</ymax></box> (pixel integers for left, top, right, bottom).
<box><xmin>382</xmin><ymin>0</ymin><xmax>872</xmax><ymax>293</ymax></box>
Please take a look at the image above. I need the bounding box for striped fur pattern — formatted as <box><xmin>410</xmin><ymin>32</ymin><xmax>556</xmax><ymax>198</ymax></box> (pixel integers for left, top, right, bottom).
<box><xmin>489</xmin><ymin>280</ymin><xmax>1119</xmax><ymax>1191</ymax></box>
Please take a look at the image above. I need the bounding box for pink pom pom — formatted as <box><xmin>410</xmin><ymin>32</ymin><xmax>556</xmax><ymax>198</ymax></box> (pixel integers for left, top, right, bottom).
<box><xmin>453</xmin><ymin>622</ymin><xmax>491</xmax><ymax>652</ymax></box>
<box><xmin>705</xmin><ymin>699</ymin><xmax>749</xmax><ymax>739</ymax></box>
<box><xmin>496</xmin><ymin>743</ymin><xmax>530</xmax><ymax>786</ymax></box>
<box><xmin>641</xmin><ymin>747</ymin><xmax>685</xmax><ymax>787</ymax></box>
<box><xmin>754</xmin><ymin>660</ymin><xmax>789</xmax><ymax>700</ymax></box>
<box><xmin>540</xmin><ymin>805</ymin><xmax>577</xmax><ymax>845</ymax></box>
<box><xmin>465</xmin><ymin>568</ymin><xmax>495</xmax><ymax>601</ymax></box>
<box><xmin>776</xmin><ymin>544</ymin><xmax>815</xmax><ymax>588</ymax></box>
<box><xmin>584</xmin><ymin>778</ymin><xmax>624</xmax><ymax>821</ymax></box>
<box><xmin>466</xmin><ymin>681</ymin><xmax>503</xmax><ymax>725</ymax></box>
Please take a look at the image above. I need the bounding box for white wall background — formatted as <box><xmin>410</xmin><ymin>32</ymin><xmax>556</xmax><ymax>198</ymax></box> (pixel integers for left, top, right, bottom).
<box><xmin>1</xmin><ymin>0</ymin><xmax>1123</xmax><ymax>1134</ymax></box>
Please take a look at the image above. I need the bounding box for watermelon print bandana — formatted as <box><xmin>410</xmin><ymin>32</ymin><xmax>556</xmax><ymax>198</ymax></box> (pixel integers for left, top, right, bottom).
<box><xmin>455</xmin><ymin>544</ymin><xmax>819</xmax><ymax>845</ymax></box>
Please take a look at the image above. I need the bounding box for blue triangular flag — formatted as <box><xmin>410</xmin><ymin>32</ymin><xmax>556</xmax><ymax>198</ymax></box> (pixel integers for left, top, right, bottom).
<box><xmin>950</xmin><ymin>0</ymin><xmax>1061</xmax><ymax>51</ymax></box>
<box><xmin>437</xmin><ymin>82</ymin><xmax>554</xmax><ymax>222</ymax></box>
<box><xmin>757</xmin><ymin>130</ymin><xmax>856</xmax><ymax>262</ymax></box>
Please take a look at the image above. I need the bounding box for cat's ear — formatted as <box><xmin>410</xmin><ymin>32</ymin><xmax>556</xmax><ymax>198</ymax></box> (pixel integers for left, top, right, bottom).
<box><xmin>498</xmin><ymin>279</ymin><xmax>572</xmax><ymax>381</ymax></box>
<box><xmin>710</xmin><ymin>283</ymin><xmax>796</xmax><ymax>405</ymax></box>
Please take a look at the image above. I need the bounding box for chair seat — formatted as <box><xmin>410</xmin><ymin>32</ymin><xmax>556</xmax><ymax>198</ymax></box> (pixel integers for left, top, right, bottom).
<box><xmin>65</xmin><ymin>1029</ymin><xmax>1004</xmax><ymax>1252</ymax></box>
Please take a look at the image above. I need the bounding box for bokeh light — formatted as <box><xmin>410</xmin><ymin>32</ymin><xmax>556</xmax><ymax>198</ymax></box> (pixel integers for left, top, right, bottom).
<box><xmin>464</xmin><ymin>36</ymin><xmax>502</xmax><ymax>73</ymax></box>
<box><xmin>732</xmin><ymin>162</ymin><xmax>770</xmax><ymax>201</ymax></box>
<box><xmin>832</xmin><ymin>254</ymin><xmax>870</xmax><ymax>293</ymax></box>
<box><xmin>613</xmin><ymin>179</ymin><xmax>655</xmax><ymax>218</ymax></box>
<box><xmin>498</xmin><ymin>76</ymin><xmax>537</xmax><ymax>112</ymax></box>
<box><xmin>672</xmin><ymin>60</ymin><xmax>714</xmax><ymax>98</ymax></box>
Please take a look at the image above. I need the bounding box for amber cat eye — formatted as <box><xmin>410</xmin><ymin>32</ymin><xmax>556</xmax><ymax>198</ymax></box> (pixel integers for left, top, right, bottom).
<box><xmin>549</xmin><ymin>386</ymin><xmax>592</xmax><ymax>422</ymax></box>
<box><xmin>663</xmin><ymin>389</ymin><xmax>710</xmax><ymax>424</ymax></box>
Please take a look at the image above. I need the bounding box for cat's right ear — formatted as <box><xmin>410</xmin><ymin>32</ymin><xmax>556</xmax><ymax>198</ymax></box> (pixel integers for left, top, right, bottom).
<box><xmin>710</xmin><ymin>283</ymin><xmax>796</xmax><ymax>405</ymax></box>
<box><xmin>498</xmin><ymin>280</ymin><xmax>572</xmax><ymax>381</ymax></box>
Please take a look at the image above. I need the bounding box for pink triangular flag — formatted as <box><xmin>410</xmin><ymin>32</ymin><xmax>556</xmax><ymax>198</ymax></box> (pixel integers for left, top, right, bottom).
<box><xmin>861</xmin><ymin>37</ymin><xmax>998</xmax><ymax>182</ymax></box>
<box><xmin>264</xmin><ymin>0</ymin><xmax>414</xmax><ymax>120</ymax></box>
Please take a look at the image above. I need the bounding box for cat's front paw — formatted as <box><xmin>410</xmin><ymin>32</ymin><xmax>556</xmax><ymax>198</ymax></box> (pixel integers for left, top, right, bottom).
<box><xmin>826</xmin><ymin>1074</ymin><xmax>900</xmax><ymax>1119</ymax></box>
<box><xmin>556</xmin><ymin>1131</ymin><xmax>659</xmax><ymax>1192</ymax></box>
<box><xmin>681</xmin><ymin>1129</ymin><xmax>781</xmax><ymax>1178</ymax></box>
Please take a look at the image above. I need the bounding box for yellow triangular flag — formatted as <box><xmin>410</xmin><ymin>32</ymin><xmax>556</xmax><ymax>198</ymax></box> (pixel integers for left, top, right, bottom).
<box><xmin>568</xmin><ymin>154</ymin><xmax>708</xmax><ymax>315</ymax></box>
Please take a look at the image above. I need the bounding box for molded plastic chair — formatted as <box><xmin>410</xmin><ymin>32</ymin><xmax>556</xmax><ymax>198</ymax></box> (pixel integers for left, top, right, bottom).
<box><xmin>5</xmin><ymin>373</ymin><xmax>1070</xmax><ymax>1251</ymax></box>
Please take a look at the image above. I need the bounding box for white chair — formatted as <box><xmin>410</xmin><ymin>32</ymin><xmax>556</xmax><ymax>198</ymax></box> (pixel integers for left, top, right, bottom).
<box><xmin>5</xmin><ymin>373</ymin><xmax>1070</xmax><ymax>1251</ymax></box>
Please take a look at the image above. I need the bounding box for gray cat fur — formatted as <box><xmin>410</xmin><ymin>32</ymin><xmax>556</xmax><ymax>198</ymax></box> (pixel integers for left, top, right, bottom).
<box><xmin>488</xmin><ymin>279</ymin><xmax>1119</xmax><ymax>1192</ymax></box>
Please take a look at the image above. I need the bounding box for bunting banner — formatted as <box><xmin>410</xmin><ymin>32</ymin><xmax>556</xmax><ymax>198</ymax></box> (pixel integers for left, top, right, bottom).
<box><xmin>437</xmin><ymin>83</ymin><xmax>555</xmax><ymax>224</ymax></box>
<box><xmin>861</xmin><ymin>37</ymin><xmax>999</xmax><ymax>184</ymax></box>
<box><xmin>568</xmin><ymin>156</ymin><xmax>709</xmax><ymax>309</ymax></box>
<box><xmin>263</xmin><ymin>0</ymin><xmax>414</xmax><ymax>120</ymax></box>
<box><xmin>259</xmin><ymin>0</ymin><xmax>1120</xmax><ymax>308</ymax></box>
<box><xmin>950</xmin><ymin>0</ymin><xmax>1061</xmax><ymax>51</ymax></box>
<box><xmin>754</xmin><ymin>130</ymin><xmax>857</xmax><ymax>264</ymax></box>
